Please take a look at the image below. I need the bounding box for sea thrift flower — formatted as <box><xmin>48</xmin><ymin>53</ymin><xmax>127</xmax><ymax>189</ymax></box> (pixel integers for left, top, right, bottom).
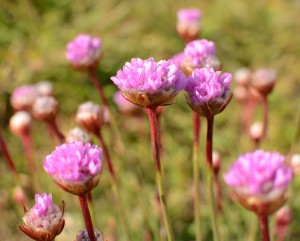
<box><xmin>11</xmin><ymin>85</ymin><xmax>38</xmax><ymax>111</ymax></box>
<box><xmin>251</xmin><ymin>68</ymin><xmax>276</xmax><ymax>96</ymax></box>
<box><xmin>32</xmin><ymin>96</ymin><xmax>58</xmax><ymax>122</ymax></box>
<box><xmin>19</xmin><ymin>193</ymin><xmax>65</xmax><ymax>241</ymax></box>
<box><xmin>66</xmin><ymin>127</ymin><xmax>91</xmax><ymax>143</ymax></box>
<box><xmin>224</xmin><ymin>150</ymin><xmax>292</xmax><ymax>214</ymax></box>
<box><xmin>234</xmin><ymin>85</ymin><xmax>249</xmax><ymax>103</ymax></box>
<box><xmin>177</xmin><ymin>8</ymin><xmax>202</xmax><ymax>43</ymax></box>
<box><xmin>75</xmin><ymin>229</ymin><xmax>104</xmax><ymax>241</ymax></box>
<box><xmin>111</xmin><ymin>57</ymin><xmax>186</xmax><ymax>107</ymax></box>
<box><xmin>35</xmin><ymin>80</ymin><xmax>53</xmax><ymax>96</ymax></box>
<box><xmin>66</xmin><ymin>34</ymin><xmax>102</xmax><ymax>71</ymax></box>
<box><xmin>249</xmin><ymin>121</ymin><xmax>264</xmax><ymax>143</ymax></box>
<box><xmin>234</xmin><ymin>68</ymin><xmax>252</xmax><ymax>86</ymax></box>
<box><xmin>113</xmin><ymin>91</ymin><xmax>139</xmax><ymax>114</ymax></box>
<box><xmin>185</xmin><ymin>68</ymin><xmax>233</xmax><ymax>118</ymax></box>
<box><xmin>44</xmin><ymin>142</ymin><xmax>103</xmax><ymax>195</ymax></box>
<box><xmin>9</xmin><ymin>111</ymin><xmax>32</xmax><ymax>137</ymax></box>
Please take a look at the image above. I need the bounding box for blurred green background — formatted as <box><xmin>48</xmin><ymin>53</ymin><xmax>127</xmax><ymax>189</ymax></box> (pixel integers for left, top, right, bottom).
<box><xmin>1</xmin><ymin>0</ymin><xmax>300</xmax><ymax>240</ymax></box>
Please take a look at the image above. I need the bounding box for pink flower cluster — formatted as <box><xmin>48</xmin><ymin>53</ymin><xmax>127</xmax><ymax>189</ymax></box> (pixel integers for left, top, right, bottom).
<box><xmin>224</xmin><ymin>150</ymin><xmax>292</xmax><ymax>202</ymax></box>
<box><xmin>177</xmin><ymin>8</ymin><xmax>202</xmax><ymax>25</ymax></box>
<box><xmin>44</xmin><ymin>142</ymin><xmax>102</xmax><ymax>182</ymax></box>
<box><xmin>66</xmin><ymin>34</ymin><xmax>101</xmax><ymax>67</ymax></box>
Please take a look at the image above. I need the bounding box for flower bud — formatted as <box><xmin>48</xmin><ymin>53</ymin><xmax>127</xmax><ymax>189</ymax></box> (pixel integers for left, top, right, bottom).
<box><xmin>212</xmin><ymin>150</ymin><xmax>221</xmax><ymax>175</ymax></box>
<box><xmin>249</xmin><ymin>121</ymin><xmax>264</xmax><ymax>142</ymax></box>
<box><xmin>66</xmin><ymin>127</ymin><xmax>91</xmax><ymax>143</ymax></box>
<box><xmin>35</xmin><ymin>80</ymin><xmax>53</xmax><ymax>96</ymax></box>
<box><xmin>75</xmin><ymin>229</ymin><xmax>104</xmax><ymax>241</ymax></box>
<box><xmin>32</xmin><ymin>96</ymin><xmax>58</xmax><ymax>122</ymax></box>
<box><xmin>234</xmin><ymin>68</ymin><xmax>252</xmax><ymax>86</ymax></box>
<box><xmin>9</xmin><ymin>111</ymin><xmax>32</xmax><ymax>137</ymax></box>
<box><xmin>276</xmin><ymin>206</ymin><xmax>291</xmax><ymax>227</ymax></box>
<box><xmin>290</xmin><ymin>154</ymin><xmax>300</xmax><ymax>175</ymax></box>
<box><xmin>251</xmin><ymin>68</ymin><xmax>276</xmax><ymax>96</ymax></box>
<box><xmin>11</xmin><ymin>85</ymin><xmax>38</xmax><ymax>111</ymax></box>
<box><xmin>19</xmin><ymin>193</ymin><xmax>65</xmax><ymax>241</ymax></box>
<box><xmin>12</xmin><ymin>185</ymin><xmax>28</xmax><ymax>206</ymax></box>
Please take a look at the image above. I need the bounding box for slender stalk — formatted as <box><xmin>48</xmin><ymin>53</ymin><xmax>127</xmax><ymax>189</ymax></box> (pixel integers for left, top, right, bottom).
<box><xmin>261</xmin><ymin>96</ymin><xmax>269</xmax><ymax>139</ymax></box>
<box><xmin>47</xmin><ymin>120</ymin><xmax>65</xmax><ymax>144</ymax></box>
<box><xmin>213</xmin><ymin>175</ymin><xmax>222</xmax><ymax>213</ymax></box>
<box><xmin>94</xmin><ymin>130</ymin><xmax>130</xmax><ymax>241</ymax></box>
<box><xmin>88</xmin><ymin>69</ymin><xmax>109</xmax><ymax>107</ymax></box>
<box><xmin>193</xmin><ymin>112</ymin><xmax>202</xmax><ymax>241</ymax></box>
<box><xmin>78</xmin><ymin>194</ymin><xmax>96</xmax><ymax>241</ymax></box>
<box><xmin>146</xmin><ymin>107</ymin><xmax>174</xmax><ymax>241</ymax></box>
<box><xmin>21</xmin><ymin>132</ymin><xmax>36</xmax><ymax>173</ymax></box>
<box><xmin>0</xmin><ymin>130</ymin><xmax>17</xmax><ymax>175</ymax></box>
<box><xmin>248</xmin><ymin>214</ymin><xmax>258</xmax><ymax>241</ymax></box>
<box><xmin>258</xmin><ymin>214</ymin><xmax>270</xmax><ymax>241</ymax></box>
<box><xmin>206</xmin><ymin>116</ymin><xmax>221</xmax><ymax>241</ymax></box>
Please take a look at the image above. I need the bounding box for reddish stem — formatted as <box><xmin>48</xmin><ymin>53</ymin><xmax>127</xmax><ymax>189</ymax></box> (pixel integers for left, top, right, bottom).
<box><xmin>206</xmin><ymin>117</ymin><xmax>214</xmax><ymax>169</ymax></box>
<box><xmin>0</xmin><ymin>130</ymin><xmax>17</xmax><ymax>174</ymax></box>
<box><xmin>78</xmin><ymin>194</ymin><xmax>96</xmax><ymax>241</ymax></box>
<box><xmin>21</xmin><ymin>132</ymin><xmax>36</xmax><ymax>173</ymax></box>
<box><xmin>213</xmin><ymin>176</ymin><xmax>223</xmax><ymax>213</ymax></box>
<box><xmin>262</xmin><ymin>96</ymin><xmax>269</xmax><ymax>139</ymax></box>
<box><xmin>258</xmin><ymin>214</ymin><xmax>270</xmax><ymax>241</ymax></box>
<box><xmin>47</xmin><ymin>120</ymin><xmax>65</xmax><ymax>144</ymax></box>
<box><xmin>88</xmin><ymin>69</ymin><xmax>109</xmax><ymax>107</ymax></box>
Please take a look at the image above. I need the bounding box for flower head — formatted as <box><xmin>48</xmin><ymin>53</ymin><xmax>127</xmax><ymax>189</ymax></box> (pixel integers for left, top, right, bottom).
<box><xmin>32</xmin><ymin>96</ymin><xmax>58</xmax><ymax>122</ymax></box>
<box><xmin>111</xmin><ymin>57</ymin><xmax>186</xmax><ymax>107</ymax></box>
<box><xmin>11</xmin><ymin>85</ymin><xmax>38</xmax><ymax>111</ymax></box>
<box><xmin>9</xmin><ymin>111</ymin><xmax>32</xmax><ymax>137</ymax></box>
<box><xmin>20</xmin><ymin>193</ymin><xmax>65</xmax><ymax>241</ymax></box>
<box><xmin>251</xmin><ymin>68</ymin><xmax>276</xmax><ymax>96</ymax></box>
<box><xmin>185</xmin><ymin>68</ymin><xmax>232</xmax><ymax>118</ymax></box>
<box><xmin>224</xmin><ymin>150</ymin><xmax>292</xmax><ymax>214</ymax></box>
<box><xmin>44</xmin><ymin>142</ymin><xmax>103</xmax><ymax>195</ymax></box>
<box><xmin>66</xmin><ymin>127</ymin><xmax>91</xmax><ymax>143</ymax></box>
<box><xmin>75</xmin><ymin>229</ymin><xmax>104</xmax><ymax>241</ymax></box>
<box><xmin>66</xmin><ymin>34</ymin><xmax>102</xmax><ymax>71</ymax></box>
<box><xmin>35</xmin><ymin>81</ymin><xmax>53</xmax><ymax>96</ymax></box>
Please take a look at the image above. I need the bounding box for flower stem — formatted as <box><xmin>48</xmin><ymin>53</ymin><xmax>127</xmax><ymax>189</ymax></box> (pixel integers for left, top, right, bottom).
<box><xmin>78</xmin><ymin>194</ymin><xmax>97</xmax><ymax>241</ymax></box>
<box><xmin>0</xmin><ymin>130</ymin><xmax>17</xmax><ymax>175</ymax></box>
<box><xmin>47</xmin><ymin>120</ymin><xmax>65</xmax><ymax>144</ymax></box>
<box><xmin>261</xmin><ymin>96</ymin><xmax>269</xmax><ymax>139</ymax></box>
<box><xmin>88</xmin><ymin>69</ymin><xmax>109</xmax><ymax>107</ymax></box>
<box><xmin>146</xmin><ymin>107</ymin><xmax>174</xmax><ymax>241</ymax></box>
<box><xmin>193</xmin><ymin>112</ymin><xmax>202</xmax><ymax>241</ymax></box>
<box><xmin>206</xmin><ymin>116</ymin><xmax>221</xmax><ymax>241</ymax></box>
<box><xmin>258</xmin><ymin>214</ymin><xmax>270</xmax><ymax>241</ymax></box>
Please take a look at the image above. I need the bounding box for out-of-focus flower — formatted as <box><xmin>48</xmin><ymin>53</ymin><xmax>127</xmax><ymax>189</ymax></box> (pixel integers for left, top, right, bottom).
<box><xmin>74</xmin><ymin>229</ymin><xmax>104</xmax><ymax>241</ymax></box>
<box><xmin>276</xmin><ymin>206</ymin><xmax>292</xmax><ymax>227</ymax></box>
<box><xmin>75</xmin><ymin>101</ymin><xmax>103</xmax><ymax>133</ymax></box>
<box><xmin>35</xmin><ymin>81</ymin><xmax>53</xmax><ymax>96</ymax></box>
<box><xmin>185</xmin><ymin>68</ymin><xmax>232</xmax><ymax>118</ymax></box>
<box><xmin>66</xmin><ymin>34</ymin><xmax>102</xmax><ymax>71</ymax></box>
<box><xmin>251</xmin><ymin>68</ymin><xmax>276</xmax><ymax>96</ymax></box>
<box><xmin>249</xmin><ymin>121</ymin><xmax>264</xmax><ymax>142</ymax></box>
<box><xmin>111</xmin><ymin>57</ymin><xmax>186</xmax><ymax>107</ymax></box>
<box><xmin>11</xmin><ymin>85</ymin><xmax>38</xmax><ymax>111</ymax></box>
<box><xmin>12</xmin><ymin>185</ymin><xmax>28</xmax><ymax>206</ymax></box>
<box><xmin>290</xmin><ymin>154</ymin><xmax>300</xmax><ymax>175</ymax></box>
<box><xmin>9</xmin><ymin>111</ymin><xmax>32</xmax><ymax>137</ymax></box>
<box><xmin>177</xmin><ymin>8</ymin><xmax>202</xmax><ymax>43</ymax></box>
<box><xmin>212</xmin><ymin>150</ymin><xmax>221</xmax><ymax>175</ymax></box>
<box><xmin>224</xmin><ymin>150</ymin><xmax>292</xmax><ymax>215</ymax></box>
<box><xmin>113</xmin><ymin>91</ymin><xmax>139</xmax><ymax>114</ymax></box>
<box><xmin>19</xmin><ymin>193</ymin><xmax>65</xmax><ymax>241</ymax></box>
<box><xmin>234</xmin><ymin>85</ymin><xmax>249</xmax><ymax>104</ymax></box>
<box><xmin>170</xmin><ymin>52</ymin><xmax>185</xmax><ymax>65</ymax></box>
<box><xmin>32</xmin><ymin>96</ymin><xmax>58</xmax><ymax>122</ymax></box>
<box><xmin>43</xmin><ymin>142</ymin><xmax>102</xmax><ymax>195</ymax></box>
<box><xmin>66</xmin><ymin>127</ymin><xmax>91</xmax><ymax>143</ymax></box>
<box><xmin>234</xmin><ymin>68</ymin><xmax>252</xmax><ymax>87</ymax></box>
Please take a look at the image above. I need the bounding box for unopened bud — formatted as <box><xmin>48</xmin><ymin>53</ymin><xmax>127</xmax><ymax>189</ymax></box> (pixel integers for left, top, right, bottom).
<box><xmin>251</xmin><ymin>68</ymin><xmax>276</xmax><ymax>96</ymax></box>
<box><xmin>212</xmin><ymin>150</ymin><xmax>221</xmax><ymax>174</ymax></box>
<box><xmin>276</xmin><ymin>206</ymin><xmax>292</xmax><ymax>227</ymax></box>
<box><xmin>75</xmin><ymin>229</ymin><xmax>104</xmax><ymax>241</ymax></box>
<box><xmin>66</xmin><ymin>127</ymin><xmax>91</xmax><ymax>143</ymax></box>
<box><xmin>9</xmin><ymin>111</ymin><xmax>32</xmax><ymax>136</ymax></box>
<box><xmin>76</xmin><ymin>102</ymin><xmax>102</xmax><ymax>133</ymax></box>
<box><xmin>11</xmin><ymin>85</ymin><xmax>38</xmax><ymax>111</ymax></box>
<box><xmin>249</xmin><ymin>121</ymin><xmax>264</xmax><ymax>142</ymax></box>
<box><xmin>35</xmin><ymin>80</ymin><xmax>53</xmax><ymax>96</ymax></box>
<box><xmin>234</xmin><ymin>68</ymin><xmax>252</xmax><ymax>86</ymax></box>
<box><xmin>290</xmin><ymin>154</ymin><xmax>300</xmax><ymax>175</ymax></box>
<box><xmin>32</xmin><ymin>96</ymin><xmax>58</xmax><ymax>122</ymax></box>
<box><xmin>12</xmin><ymin>186</ymin><xmax>27</xmax><ymax>206</ymax></box>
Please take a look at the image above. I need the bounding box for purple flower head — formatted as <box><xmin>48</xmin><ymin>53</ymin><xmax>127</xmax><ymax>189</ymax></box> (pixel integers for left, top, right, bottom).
<box><xmin>184</xmin><ymin>39</ymin><xmax>216</xmax><ymax>68</ymax></box>
<box><xmin>177</xmin><ymin>8</ymin><xmax>202</xmax><ymax>24</ymax></box>
<box><xmin>111</xmin><ymin>57</ymin><xmax>187</xmax><ymax>107</ymax></box>
<box><xmin>11</xmin><ymin>85</ymin><xmax>38</xmax><ymax>111</ymax></box>
<box><xmin>251</xmin><ymin>68</ymin><xmax>276</xmax><ymax>96</ymax></box>
<box><xmin>185</xmin><ymin>68</ymin><xmax>232</xmax><ymax>118</ymax></box>
<box><xmin>44</xmin><ymin>142</ymin><xmax>102</xmax><ymax>195</ymax></box>
<box><xmin>66</xmin><ymin>34</ymin><xmax>101</xmax><ymax>70</ymax></box>
<box><xmin>224</xmin><ymin>150</ymin><xmax>292</xmax><ymax>203</ymax></box>
<box><xmin>20</xmin><ymin>193</ymin><xmax>65</xmax><ymax>241</ymax></box>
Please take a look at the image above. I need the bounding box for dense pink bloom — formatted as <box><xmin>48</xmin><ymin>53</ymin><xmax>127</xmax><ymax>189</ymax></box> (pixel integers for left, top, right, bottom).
<box><xmin>177</xmin><ymin>8</ymin><xmax>202</xmax><ymax>24</ymax></box>
<box><xmin>66</xmin><ymin>34</ymin><xmax>101</xmax><ymax>68</ymax></box>
<box><xmin>111</xmin><ymin>57</ymin><xmax>186</xmax><ymax>107</ymax></box>
<box><xmin>184</xmin><ymin>39</ymin><xmax>216</xmax><ymax>68</ymax></box>
<box><xmin>11</xmin><ymin>85</ymin><xmax>38</xmax><ymax>111</ymax></box>
<box><xmin>171</xmin><ymin>52</ymin><xmax>185</xmax><ymax>65</ymax></box>
<box><xmin>224</xmin><ymin>150</ymin><xmax>292</xmax><ymax>202</ymax></box>
<box><xmin>20</xmin><ymin>193</ymin><xmax>64</xmax><ymax>241</ymax></box>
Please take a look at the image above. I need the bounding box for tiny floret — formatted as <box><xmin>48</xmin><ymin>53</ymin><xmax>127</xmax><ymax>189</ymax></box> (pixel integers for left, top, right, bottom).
<box><xmin>111</xmin><ymin>57</ymin><xmax>187</xmax><ymax>107</ymax></box>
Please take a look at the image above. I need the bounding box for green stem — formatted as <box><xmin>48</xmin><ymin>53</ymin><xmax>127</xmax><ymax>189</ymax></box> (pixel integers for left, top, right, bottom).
<box><xmin>193</xmin><ymin>112</ymin><xmax>202</xmax><ymax>241</ymax></box>
<box><xmin>206</xmin><ymin>116</ymin><xmax>221</xmax><ymax>241</ymax></box>
<box><xmin>146</xmin><ymin>107</ymin><xmax>175</xmax><ymax>241</ymax></box>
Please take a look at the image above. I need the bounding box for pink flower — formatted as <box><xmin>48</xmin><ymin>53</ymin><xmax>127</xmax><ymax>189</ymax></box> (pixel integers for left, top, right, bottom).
<box><xmin>111</xmin><ymin>57</ymin><xmax>186</xmax><ymax>107</ymax></box>
<box><xmin>11</xmin><ymin>85</ymin><xmax>38</xmax><ymax>111</ymax></box>
<box><xmin>75</xmin><ymin>229</ymin><xmax>104</xmax><ymax>241</ymax></box>
<box><xmin>44</xmin><ymin>142</ymin><xmax>102</xmax><ymax>195</ymax></box>
<box><xmin>66</xmin><ymin>34</ymin><xmax>101</xmax><ymax>70</ymax></box>
<box><xmin>177</xmin><ymin>8</ymin><xmax>202</xmax><ymax>25</ymax></box>
<box><xmin>224</xmin><ymin>150</ymin><xmax>292</xmax><ymax>203</ymax></box>
<box><xmin>185</xmin><ymin>68</ymin><xmax>232</xmax><ymax>117</ymax></box>
<box><xmin>20</xmin><ymin>193</ymin><xmax>65</xmax><ymax>241</ymax></box>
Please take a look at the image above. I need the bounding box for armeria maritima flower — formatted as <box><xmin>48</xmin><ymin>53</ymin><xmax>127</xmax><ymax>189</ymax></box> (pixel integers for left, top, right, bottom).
<box><xmin>66</xmin><ymin>34</ymin><xmax>102</xmax><ymax>71</ymax></box>
<box><xmin>75</xmin><ymin>229</ymin><xmax>104</xmax><ymax>241</ymax></box>
<box><xmin>66</xmin><ymin>127</ymin><xmax>91</xmax><ymax>144</ymax></box>
<box><xmin>19</xmin><ymin>193</ymin><xmax>65</xmax><ymax>241</ymax></box>
<box><xmin>32</xmin><ymin>96</ymin><xmax>58</xmax><ymax>122</ymax></box>
<box><xmin>111</xmin><ymin>57</ymin><xmax>187</xmax><ymax>107</ymax></box>
<box><xmin>9</xmin><ymin>111</ymin><xmax>32</xmax><ymax>137</ymax></box>
<box><xmin>11</xmin><ymin>85</ymin><xmax>38</xmax><ymax>111</ymax></box>
<box><xmin>44</xmin><ymin>142</ymin><xmax>103</xmax><ymax>195</ymax></box>
<box><xmin>185</xmin><ymin>68</ymin><xmax>232</xmax><ymax>118</ymax></box>
<box><xmin>224</xmin><ymin>150</ymin><xmax>292</xmax><ymax>215</ymax></box>
<box><xmin>251</xmin><ymin>68</ymin><xmax>276</xmax><ymax>96</ymax></box>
